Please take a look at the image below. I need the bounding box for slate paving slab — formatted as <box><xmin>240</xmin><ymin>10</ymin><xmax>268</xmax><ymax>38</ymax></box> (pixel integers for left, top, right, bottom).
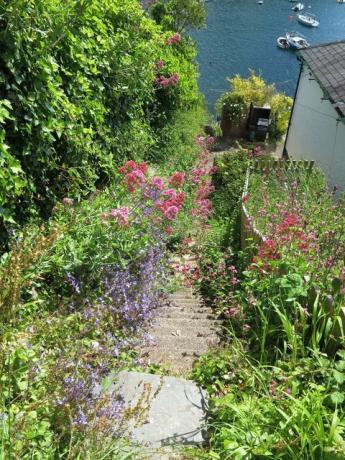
<box><xmin>106</xmin><ymin>371</ymin><xmax>208</xmax><ymax>449</ymax></box>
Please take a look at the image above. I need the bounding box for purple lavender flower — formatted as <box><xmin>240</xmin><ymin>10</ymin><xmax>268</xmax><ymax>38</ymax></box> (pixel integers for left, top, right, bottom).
<box><xmin>66</xmin><ymin>272</ymin><xmax>81</xmax><ymax>294</ymax></box>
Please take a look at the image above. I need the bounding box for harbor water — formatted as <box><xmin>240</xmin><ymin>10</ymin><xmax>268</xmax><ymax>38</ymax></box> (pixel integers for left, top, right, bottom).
<box><xmin>192</xmin><ymin>0</ymin><xmax>345</xmax><ymax>113</ymax></box>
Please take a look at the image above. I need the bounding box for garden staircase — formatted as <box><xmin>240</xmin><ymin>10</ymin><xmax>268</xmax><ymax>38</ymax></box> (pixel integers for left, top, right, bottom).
<box><xmin>110</xmin><ymin>253</ymin><xmax>222</xmax><ymax>458</ymax></box>
<box><xmin>144</xmin><ymin>283</ymin><xmax>222</xmax><ymax>375</ymax></box>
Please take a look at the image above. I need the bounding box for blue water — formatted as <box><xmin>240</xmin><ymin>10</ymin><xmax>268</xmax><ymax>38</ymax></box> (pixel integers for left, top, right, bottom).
<box><xmin>192</xmin><ymin>0</ymin><xmax>345</xmax><ymax>113</ymax></box>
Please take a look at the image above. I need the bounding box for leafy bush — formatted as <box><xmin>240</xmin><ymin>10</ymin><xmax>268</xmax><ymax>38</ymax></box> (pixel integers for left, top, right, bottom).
<box><xmin>216</xmin><ymin>73</ymin><xmax>293</xmax><ymax>139</ymax></box>
<box><xmin>150</xmin><ymin>0</ymin><xmax>206</xmax><ymax>32</ymax></box>
<box><xmin>243</xmin><ymin>163</ymin><xmax>345</xmax><ymax>358</ymax></box>
<box><xmin>0</xmin><ymin>0</ymin><xmax>201</xmax><ymax>245</ymax></box>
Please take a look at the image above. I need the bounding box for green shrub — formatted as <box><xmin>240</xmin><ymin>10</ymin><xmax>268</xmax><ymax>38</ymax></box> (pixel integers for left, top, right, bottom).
<box><xmin>216</xmin><ymin>73</ymin><xmax>293</xmax><ymax>140</ymax></box>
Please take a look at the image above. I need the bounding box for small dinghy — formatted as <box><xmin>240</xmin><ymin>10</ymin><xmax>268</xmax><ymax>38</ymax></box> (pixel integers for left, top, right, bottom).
<box><xmin>292</xmin><ymin>3</ymin><xmax>304</xmax><ymax>11</ymax></box>
<box><xmin>277</xmin><ymin>37</ymin><xmax>290</xmax><ymax>49</ymax></box>
<box><xmin>258</xmin><ymin>1</ymin><xmax>263</xmax><ymax>4</ymax></box>
<box><xmin>297</xmin><ymin>12</ymin><xmax>319</xmax><ymax>27</ymax></box>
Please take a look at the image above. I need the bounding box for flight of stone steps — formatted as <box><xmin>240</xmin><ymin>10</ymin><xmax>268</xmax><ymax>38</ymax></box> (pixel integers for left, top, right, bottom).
<box><xmin>143</xmin><ymin>283</ymin><xmax>222</xmax><ymax>376</ymax></box>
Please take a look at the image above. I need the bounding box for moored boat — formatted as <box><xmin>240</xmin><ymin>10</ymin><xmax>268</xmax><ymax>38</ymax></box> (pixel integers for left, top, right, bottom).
<box><xmin>292</xmin><ymin>3</ymin><xmax>304</xmax><ymax>11</ymax></box>
<box><xmin>286</xmin><ymin>31</ymin><xmax>310</xmax><ymax>49</ymax></box>
<box><xmin>297</xmin><ymin>12</ymin><xmax>320</xmax><ymax>27</ymax></box>
<box><xmin>277</xmin><ymin>36</ymin><xmax>290</xmax><ymax>49</ymax></box>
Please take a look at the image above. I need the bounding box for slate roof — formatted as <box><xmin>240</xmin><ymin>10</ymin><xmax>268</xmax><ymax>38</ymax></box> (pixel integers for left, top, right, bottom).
<box><xmin>299</xmin><ymin>40</ymin><xmax>345</xmax><ymax>117</ymax></box>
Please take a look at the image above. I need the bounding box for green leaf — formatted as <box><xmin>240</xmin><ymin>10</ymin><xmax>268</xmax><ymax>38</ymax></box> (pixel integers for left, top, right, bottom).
<box><xmin>332</xmin><ymin>370</ymin><xmax>345</xmax><ymax>384</ymax></box>
<box><xmin>330</xmin><ymin>392</ymin><xmax>344</xmax><ymax>405</ymax></box>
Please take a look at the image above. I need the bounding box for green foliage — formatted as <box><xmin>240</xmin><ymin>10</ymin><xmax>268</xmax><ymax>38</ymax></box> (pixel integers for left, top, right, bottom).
<box><xmin>191</xmin><ymin>155</ymin><xmax>345</xmax><ymax>458</ymax></box>
<box><xmin>211</xmin><ymin>146</ymin><xmax>249</xmax><ymax>248</ymax></box>
<box><xmin>0</xmin><ymin>0</ymin><xmax>200</xmax><ymax>245</ymax></box>
<box><xmin>193</xmin><ymin>346</ymin><xmax>345</xmax><ymax>459</ymax></box>
<box><xmin>216</xmin><ymin>73</ymin><xmax>293</xmax><ymax>139</ymax></box>
<box><xmin>150</xmin><ymin>0</ymin><xmax>207</xmax><ymax>32</ymax></box>
<box><xmin>0</xmin><ymin>114</ymin><xmax>207</xmax><ymax>457</ymax></box>
<box><xmin>243</xmin><ymin>163</ymin><xmax>345</xmax><ymax>358</ymax></box>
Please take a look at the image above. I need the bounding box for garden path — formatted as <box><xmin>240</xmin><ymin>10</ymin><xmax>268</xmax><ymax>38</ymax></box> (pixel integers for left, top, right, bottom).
<box><xmin>142</xmin><ymin>149</ymin><xmax>222</xmax><ymax>376</ymax></box>
<box><xmin>114</xmin><ymin>150</ymin><xmax>224</xmax><ymax>458</ymax></box>
<box><xmin>142</xmin><ymin>255</ymin><xmax>222</xmax><ymax>375</ymax></box>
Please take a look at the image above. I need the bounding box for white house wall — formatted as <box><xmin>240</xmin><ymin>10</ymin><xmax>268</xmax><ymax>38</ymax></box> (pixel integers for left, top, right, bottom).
<box><xmin>286</xmin><ymin>64</ymin><xmax>345</xmax><ymax>190</ymax></box>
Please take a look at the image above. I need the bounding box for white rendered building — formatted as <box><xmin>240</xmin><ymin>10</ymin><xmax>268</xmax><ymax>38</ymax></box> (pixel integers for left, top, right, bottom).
<box><xmin>284</xmin><ymin>41</ymin><xmax>345</xmax><ymax>190</ymax></box>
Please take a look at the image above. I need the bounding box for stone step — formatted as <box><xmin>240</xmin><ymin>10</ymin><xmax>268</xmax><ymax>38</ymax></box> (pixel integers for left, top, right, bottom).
<box><xmin>168</xmin><ymin>300</ymin><xmax>203</xmax><ymax>306</ymax></box>
<box><xmin>104</xmin><ymin>371</ymin><xmax>208</xmax><ymax>448</ymax></box>
<box><xmin>169</xmin><ymin>294</ymin><xmax>201</xmax><ymax>300</ymax></box>
<box><xmin>153</xmin><ymin>317</ymin><xmax>222</xmax><ymax>328</ymax></box>
<box><xmin>150</xmin><ymin>334</ymin><xmax>220</xmax><ymax>352</ymax></box>
<box><xmin>159</xmin><ymin>311</ymin><xmax>219</xmax><ymax>320</ymax></box>
<box><xmin>161</xmin><ymin>304</ymin><xmax>213</xmax><ymax>315</ymax></box>
<box><xmin>151</xmin><ymin>325</ymin><xmax>220</xmax><ymax>340</ymax></box>
<box><xmin>145</xmin><ymin>353</ymin><xmax>199</xmax><ymax>373</ymax></box>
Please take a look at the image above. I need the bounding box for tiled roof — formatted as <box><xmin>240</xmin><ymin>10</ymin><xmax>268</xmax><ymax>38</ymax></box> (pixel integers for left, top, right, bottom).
<box><xmin>299</xmin><ymin>40</ymin><xmax>345</xmax><ymax>117</ymax></box>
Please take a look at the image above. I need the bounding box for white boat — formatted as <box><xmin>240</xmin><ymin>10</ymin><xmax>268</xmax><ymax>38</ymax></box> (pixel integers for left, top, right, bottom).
<box><xmin>297</xmin><ymin>13</ymin><xmax>320</xmax><ymax>27</ymax></box>
<box><xmin>292</xmin><ymin>3</ymin><xmax>304</xmax><ymax>11</ymax></box>
<box><xmin>286</xmin><ymin>31</ymin><xmax>310</xmax><ymax>49</ymax></box>
<box><xmin>258</xmin><ymin>0</ymin><xmax>263</xmax><ymax>4</ymax></box>
<box><xmin>277</xmin><ymin>36</ymin><xmax>290</xmax><ymax>49</ymax></box>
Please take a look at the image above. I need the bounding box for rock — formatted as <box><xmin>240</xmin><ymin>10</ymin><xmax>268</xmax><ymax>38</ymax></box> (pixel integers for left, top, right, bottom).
<box><xmin>104</xmin><ymin>371</ymin><xmax>208</xmax><ymax>449</ymax></box>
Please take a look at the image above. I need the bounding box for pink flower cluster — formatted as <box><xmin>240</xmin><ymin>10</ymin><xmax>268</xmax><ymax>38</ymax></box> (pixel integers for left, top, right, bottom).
<box><xmin>155</xmin><ymin>189</ymin><xmax>185</xmax><ymax>221</ymax></box>
<box><xmin>151</xmin><ymin>176</ymin><xmax>165</xmax><ymax>190</ymax></box>
<box><xmin>155</xmin><ymin>59</ymin><xmax>165</xmax><ymax>70</ymax></box>
<box><xmin>119</xmin><ymin>160</ymin><xmax>149</xmax><ymax>193</ymax></box>
<box><xmin>118</xmin><ymin>160</ymin><xmax>148</xmax><ymax>175</ymax></box>
<box><xmin>63</xmin><ymin>197</ymin><xmax>74</xmax><ymax>206</ymax></box>
<box><xmin>168</xmin><ymin>172</ymin><xmax>185</xmax><ymax>188</ymax></box>
<box><xmin>197</xmin><ymin>181</ymin><xmax>215</xmax><ymax>200</ymax></box>
<box><xmin>154</xmin><ymin>74</ymin><xmax>179</xmax><ymax>88</ymax></box>
<box><xmin>166</xmin><ymin>33</ymin><xmax>181</xmax><ymax>45</ymax></box>
<box><xmin>196</xmin><ymin>135</ymin><xmax>215</xmax><ymax>147</ymax></box>
<box><xmin>100</xmin><ymin>207</ymin><xmax>129</xmax><ymax>227</ymax></box>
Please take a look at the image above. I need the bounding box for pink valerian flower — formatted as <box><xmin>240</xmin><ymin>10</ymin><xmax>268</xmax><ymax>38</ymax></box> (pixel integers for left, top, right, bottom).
<box><xmin>151</xmin><ymin>176</ymin><xmax>165</xmax><ymax>190</ymax></box>
<box><xmin>155</xmin><ymin>59</ymin><xmax>165</xmax><ymax>70</ymax></box>
<box><xmin>196</xmin><ymin>135</ymin><xmax>206</xmax><ymax>147</ymax></box>
<box><xmin>242</xmin><ymin>194</ymin><xmax>249</xmax><ymax>204</ymax></box>
<box><xmin>62</xmin><ymin>197</ymin><xmax>74</xmax><ymax>206</ymax></box>
<box><xmin>190</xmin><ymin>208</ymin><xmax>199</xmax><ymax>217</ymax></box>
<box><xmin>164</xmin><ymin>205</ymin><xmax>179</xmax><ymax>221</ymax></box>
<box><xmin>209</xmin><ymin>166</ymin><xmax>217</xmax><ymax>175</ymax></box>
<box><xmin>166</xmin><ymin>32</ymin><xmax>181</xmax><ymax>45</ymax></box>
<box><xmin>155</xmin><ymin>190</ymin><xmax>185</xmax><ymax>221</ymax></box>
<box><xmin>191</xmin><ymin>168</ymin><xmax>206</xmax><ymax>185</ymax></box>
<box><xmin>224</xmin><ymin>307</ymin><xmax>240</xmax><ymax>318</ymax></box>
<box><xmin>165</xmin><ymin>225</ymin><xmax>174</xmax><ymax>235</ymax></box>
<box><xmin>198</xmin><ymin>198</ymin><xmax>213</xmax><ymax>218</ymax></box>
<box><xmin>154</xmin><ymin>74</ymin><xmax>179</xmax><ymax>88</ymax></box>
<box><xmin>162</xmin><ymin>188</ymin><xmax>177</xmax><ymax>199</ymax></box>
<box><xmin>207</xmin><ymin>135</ymin><xmax>215</xmax><ymax>145</ymax></box>
<box><xmin>168</xmin><ymin>172</ymin><xmax>185</xmax><ymax>188</ymax></box>
<box><xmin>124</xmin><ymin>169</ymin><xmax>145</xmax><ymax>193</ymax></box>
<box><xmin>197</xmin><ymin>183</ymin><xmax>215</xmax><ymax>200</ymax></box>
<box><xmin>277</xmin><ymin>214</ymin><xmax>300</xmax><ymax>234</ymax></box>
<box><xmin>258</xmin><ymin>239</ymin><xmax>280</xmax><ymax>260</ymax></box>
<box><xmin>119</xmin><ymin>160</ymin><xmax>148</xmax><ymax>175</ymax></box>
<box><xmin>101</xmin><ymin>207</ymin><xmax>130</xmax><ymax>226</ymax></box>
